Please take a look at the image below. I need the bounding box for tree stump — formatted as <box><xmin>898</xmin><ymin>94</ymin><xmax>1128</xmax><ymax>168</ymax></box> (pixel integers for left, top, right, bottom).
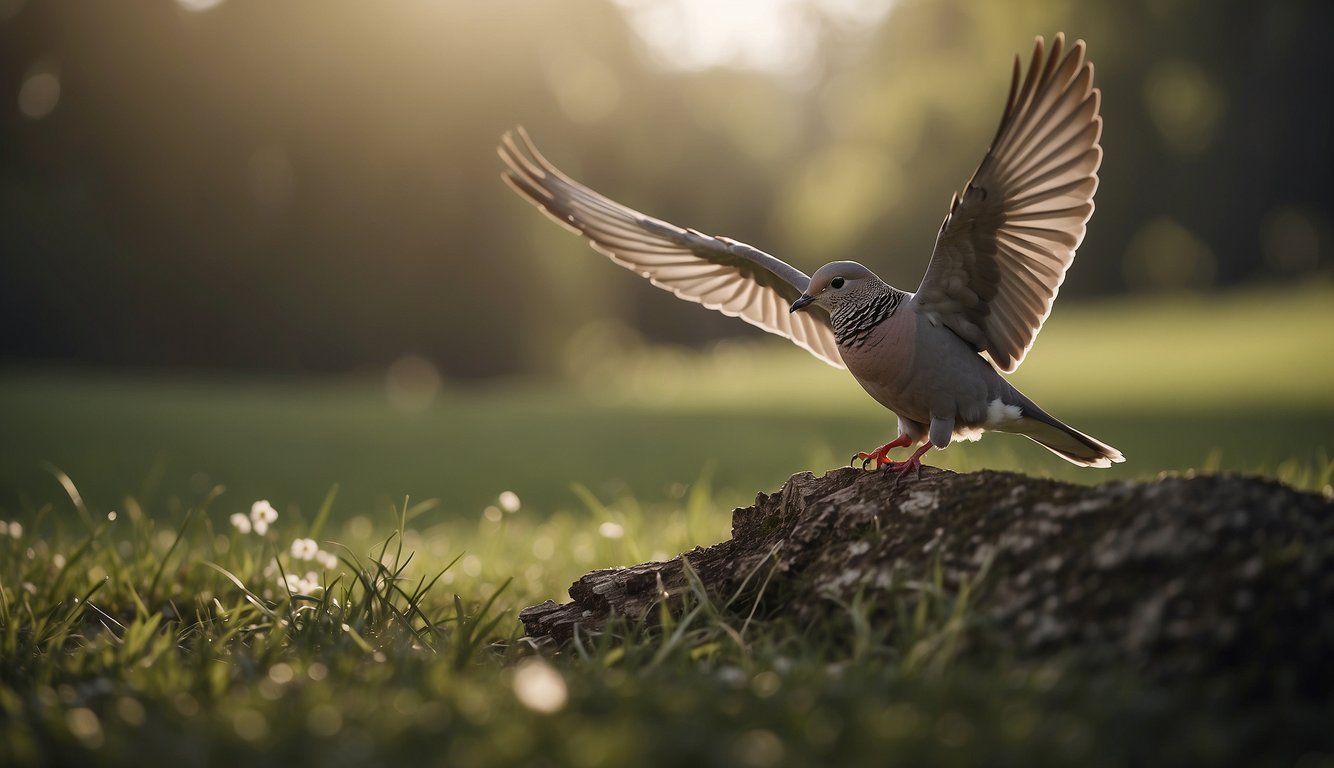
<box><xmin>521</xmin><ymin>467</ymin><xmax>1333</xmax><ymax>694</ymax></box>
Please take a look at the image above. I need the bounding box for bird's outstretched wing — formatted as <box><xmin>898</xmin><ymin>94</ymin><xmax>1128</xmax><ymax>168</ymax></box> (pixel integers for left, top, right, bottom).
<box><xmin>913</xmin><ymin>34</ymin><xmax>1102</xmax><ymax>373</ymax></box>
<box><xmin>499</xmin><ymin>128</ymin><xmax>844</xmax><ymax>369</ymax></box>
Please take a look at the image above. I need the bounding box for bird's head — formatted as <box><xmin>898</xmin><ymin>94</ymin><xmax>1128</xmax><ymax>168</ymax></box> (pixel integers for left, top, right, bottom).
<box><xmin>790</xmin><ymin>261</ymin><xmax>883</xmax><ymax>314</ymax></box>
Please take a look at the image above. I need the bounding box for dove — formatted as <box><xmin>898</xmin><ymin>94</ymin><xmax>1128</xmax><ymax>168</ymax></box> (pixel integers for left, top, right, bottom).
<box><xmin>498</xmin><ymin>33</ymin><xmax>1123</xmax><ymax>475</ymax></box>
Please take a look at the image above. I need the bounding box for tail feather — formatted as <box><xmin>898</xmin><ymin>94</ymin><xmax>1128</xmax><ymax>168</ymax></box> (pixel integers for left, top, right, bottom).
<box><xmin>1008</xmin><ymin>416</ymin><xmax>1124</xmax><ymax>467</ymax></box>
<box><xmin>998</xmin><ymin>390</ymin><xmax>1124</xmax><ymax>468</ymax></box>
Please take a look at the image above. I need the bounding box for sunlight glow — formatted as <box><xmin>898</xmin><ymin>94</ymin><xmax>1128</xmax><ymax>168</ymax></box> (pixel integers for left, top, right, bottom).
<box><xmin>612</xmin><ymin>0</ymin><xmax>895</xmax><ymax>73</ymax></box>
<box><xmin>176</xmin><ymin>0</ymin><xmax>226</xmax><ymax>12</ymax></box>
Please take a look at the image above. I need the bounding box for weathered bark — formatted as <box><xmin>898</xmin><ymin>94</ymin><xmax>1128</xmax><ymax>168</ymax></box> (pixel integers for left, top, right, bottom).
<box><xmin>521</xmin><ymin>467</ymin><xmax>1334</xmax><ymax>692</ymax></box>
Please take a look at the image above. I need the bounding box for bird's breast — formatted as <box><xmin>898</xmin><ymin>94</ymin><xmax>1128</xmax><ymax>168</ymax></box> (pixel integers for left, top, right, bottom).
<box><xmin>838</xmin><ymin>309</ymin><xmax>918</xmax><ymax>409</ymax></box>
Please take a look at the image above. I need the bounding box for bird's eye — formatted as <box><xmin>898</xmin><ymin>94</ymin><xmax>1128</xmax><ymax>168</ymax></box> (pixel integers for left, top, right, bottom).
<box><xmin>830</xmin><ymin>277</ymin><xmax>845</xmax><ymax>289</ymax></box>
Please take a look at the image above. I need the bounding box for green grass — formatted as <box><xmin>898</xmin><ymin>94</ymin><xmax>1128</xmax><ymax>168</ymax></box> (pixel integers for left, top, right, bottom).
<box><xmin>2</xmin><ymin>473</ymin><xmax>1330</xmax><ymax>766</ymax></box>
<box><xmin>1</xmin><ymin>286</ymin><xmax>1332</xmax><ymax>765</ymax></box>
<box><xmin>2</xmin><ymin>286</ymin><xmax>1332</xmax><ymax>522</ymax></box>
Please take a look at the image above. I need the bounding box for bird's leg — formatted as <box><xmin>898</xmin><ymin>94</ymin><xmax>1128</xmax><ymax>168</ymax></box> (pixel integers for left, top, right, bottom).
<box><xmin>885</xmin><ymin>441</ymin><xmax>934</xmax><ymax>481</ymax></box>
<box><xmin>853</xmin><ymin>434</ymin><xmax>912</xmax><ymax>470</ymax></box>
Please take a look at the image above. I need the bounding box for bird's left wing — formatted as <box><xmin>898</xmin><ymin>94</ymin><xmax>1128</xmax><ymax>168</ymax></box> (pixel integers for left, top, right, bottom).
<box><xmin>499</xmin><ymin>127</ymin><xmax>844</xmax><ymax>368</ymax></box>
<box><xmin>913</xmin><ymin>34</ymin><xmax>1102</xmax><ymax>373</ymax></box>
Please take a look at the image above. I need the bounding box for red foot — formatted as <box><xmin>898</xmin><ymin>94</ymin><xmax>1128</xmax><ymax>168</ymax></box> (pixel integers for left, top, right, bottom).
<box><xmin>886</xmin><ymin>442</ymin><xmax>935</xmax><ymax>481</ymax></box>
<box><xmin>853</xmin><ymin>434</ymin><xmax>912</xmax><ymax>469</ymax></box>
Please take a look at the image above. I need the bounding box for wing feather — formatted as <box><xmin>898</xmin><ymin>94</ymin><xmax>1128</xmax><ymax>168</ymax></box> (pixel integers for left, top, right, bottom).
<box><xmin>913</xmin><ymin>34</ymin><xmax>1103</xmax><ymax>372</ymax></box>
<box><xmin>498</xmin><ymin>128</ymin><xmax>844</xmax><ymax>368</ymax></box>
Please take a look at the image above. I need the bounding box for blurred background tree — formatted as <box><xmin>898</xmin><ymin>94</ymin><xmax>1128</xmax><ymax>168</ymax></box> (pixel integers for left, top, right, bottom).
<box><xmin>1</xmin><ymin>0</ymin><xmax>1329</xmax><ymax>380</ymax></box>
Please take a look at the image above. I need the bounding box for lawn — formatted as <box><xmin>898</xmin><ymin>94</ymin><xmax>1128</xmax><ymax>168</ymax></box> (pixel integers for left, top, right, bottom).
<box><xmin>3</xmin><ymin>285</ymin><xmax>1331</xmax><ymax>521</ymax></box>
<box><xmin>1</xmin><ymin>286</ymin><xmax>1331</xmax><ymax>766</ymax></box>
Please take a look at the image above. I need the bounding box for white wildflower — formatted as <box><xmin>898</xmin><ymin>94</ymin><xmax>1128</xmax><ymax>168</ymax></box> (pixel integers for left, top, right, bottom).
<box><xmin>598</xmin><ymin>521</ymin><xmax>624</xmax><ymax>540</ymax></box>
<box><xmin>289</xmin><ymin>538</ymin><xmax>318</xmax><ymax>561</ymax></box>
<box><xmin>229</xmin><ymin>513</ymin><xmax>252</xmax><ymax>535</ymax></box>
<box><xmin>315</xmin><ymin>550</ymin><xmax>339</xmax><ymax>570</ymax></box>
<box><xmin>498</xmin><ymin>491</ymin><xmax>521</xmax><ymax>514</ymax></box>
<box><xmin>717</xmin><ymin>666</ymin><xmax>747</xmax><ymax>687</ymax></box>
<box><xmin>9</xmin><ymin>521</ymin><xmax>22</xmax><ymax>539</ymax></box>
<box><xmin>512</xmin><ymin>658</ymin><xmax>567</xmax><ymax>714</ymax></box>
<box><xmin>250</xmin><ymin>500</ymin><xmax>278</xmax><ymax>534</ymax></box>
<box><xmin>281</xmin><ymin>572</ymin><xmax>323</xmax><ymax>595</ymax></box>
<box><xmin>250</xmin><ymin>500</ymin><xmax>279</xmax><ymax>523</ymax></box>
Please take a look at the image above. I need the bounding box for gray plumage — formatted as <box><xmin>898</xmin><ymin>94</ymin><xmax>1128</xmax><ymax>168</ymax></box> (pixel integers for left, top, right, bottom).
<box><xmin>498</xmin><ymin>34</ymin><xmax>1123</xmax><ymax>470</ymax></box>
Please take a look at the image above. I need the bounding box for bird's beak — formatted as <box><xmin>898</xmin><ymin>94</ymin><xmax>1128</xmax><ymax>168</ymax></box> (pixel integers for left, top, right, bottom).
<box><xmin>789</xmin><ymin>294</ymin><xmax>815</xmax><ymax>313</ymax></box>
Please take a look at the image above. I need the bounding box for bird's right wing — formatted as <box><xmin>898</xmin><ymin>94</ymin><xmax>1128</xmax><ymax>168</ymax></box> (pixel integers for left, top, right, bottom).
<box><xmin>499</xmin><ymin>128</ymin><xmax>844</xmax><ymax>369</ymax></box>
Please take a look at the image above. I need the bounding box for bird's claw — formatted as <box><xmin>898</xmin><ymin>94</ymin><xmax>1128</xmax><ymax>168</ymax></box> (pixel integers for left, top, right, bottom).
<box><xmin>853</xmin><ymin>435</ymin><xmax>912</xmax><ymax>471</ymax></box>
<box><xmin>883</xmin><ymin>443</ymin><xmax>931</xmax><ymax>485</ymax></box>
<box><xmin>882</xmin><ymin>459</ymin><xmax>913</xmax><ymax>488</ymax></box>
<box><xmin>854</xmin><ymin>450</ymin><xmax>889</xmax><ymax>470</ymax></box>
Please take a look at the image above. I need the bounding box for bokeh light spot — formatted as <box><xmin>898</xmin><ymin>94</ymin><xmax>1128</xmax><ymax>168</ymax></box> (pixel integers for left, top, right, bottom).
<box><xmin>1124</xmin><ymin>217</ymin><xmax>1217</xmax><ymax>292</ymax></box>
<box><xmin>18</xmin><ymin>71</ymin><xmax>60</xmax><ymax>120</ymax></box>
<box><xmin>385</xmin><ymin>354</ymin><xmax>442</xmax><ymax>413</ymax></box>
<box><xmin>562</xmin><ymin>320</ymin><xmax>643</xmax><ymax>391</ymax></box>
<box><xmin>65</xmin><ymin>708</ymin><xmax>103</xmax><ymax>748</ymax></box>
<box><xmin>115</xmin><ymin>697</ymin><xmax>146</xmax><ymax>727</ymax></box>
<box><xmin>1144</xmin><ymin>59</ymin><xmax>1225</xmax><ymax>154</ymax></box>
<box><xmin>1262</xmin><ymin>208</ymin><xmax>1322</xmax><ymax>276</ymax></box>
<box><xmin>0</xmin><ymin>0</ymin><xmax>27</xmax><ymax>23</ymax></box>
<box><xmin>232</xmin><ymin>708</ymin><xmax>269</xmax><ymax>742</ymax></box>
<box><xmin>542</xmin><ymin>45</ymin><xmax>622</xmax><ymax>125</ymax></box>
<box><xmin>732</xmin><ymin>728</ymin><xmax>785</xmax><ymax>767</ymax></box>
<box><xmin>512</xmin><ymin>658</ymin><xmax>568</xmax><ymax>714</ymax></box>
<box><xmin>307</xmin><ymin>704</ymin><xmax>343</xmax><ymax>737</ymax></box>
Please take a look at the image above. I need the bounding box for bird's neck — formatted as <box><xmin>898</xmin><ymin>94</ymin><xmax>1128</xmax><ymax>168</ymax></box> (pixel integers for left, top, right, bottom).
<box><xmin>831</xmin><ymin>288</ymin><xmax>907</xmax><ymax>348</ymax></box>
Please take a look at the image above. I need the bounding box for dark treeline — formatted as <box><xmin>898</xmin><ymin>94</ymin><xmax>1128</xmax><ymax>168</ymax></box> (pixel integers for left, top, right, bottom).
<box><xmin>1</xmin><ymin>0</ymin><xmax>1329</xmax><ymax>379</ymax></box>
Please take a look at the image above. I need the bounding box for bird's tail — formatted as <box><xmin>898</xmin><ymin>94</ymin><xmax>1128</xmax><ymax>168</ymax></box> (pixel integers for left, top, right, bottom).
<box><xmin>1002</xmin><ymin>393</ymin><xmax>1124</xmax><ymax>468</ymax></box>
